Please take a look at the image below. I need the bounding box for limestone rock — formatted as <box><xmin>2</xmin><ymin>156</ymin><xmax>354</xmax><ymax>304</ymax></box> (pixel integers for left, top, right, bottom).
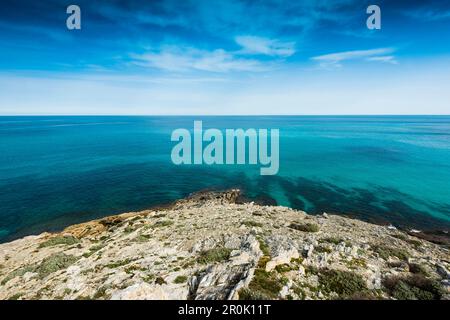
<box><xmin>111</xmin><ymin>282</ymin><xmax>188</xmax><ymax>300</ymax></box>
<box><xmin>265</xmin><ymin>238</ymin><xmax>299</xmax><ymax>272</ymax></box>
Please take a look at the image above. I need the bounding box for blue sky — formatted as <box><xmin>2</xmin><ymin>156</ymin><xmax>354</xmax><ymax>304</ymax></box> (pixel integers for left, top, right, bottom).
<box><xmin>0</xmin><ymin>0</ymin><xmax>449</xmax><ymax>115</ymax></box>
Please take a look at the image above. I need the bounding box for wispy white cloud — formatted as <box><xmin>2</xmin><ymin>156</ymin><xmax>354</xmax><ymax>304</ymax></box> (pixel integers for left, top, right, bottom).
<box><xmin>235</xmin><ymin>36</ymin><xmax>295</xmax><ymax>57</ymax></box>
<box><xmin>131</xmin><ymin>47</ymin><xmax>267</xmax><ymax>73</ymax></box>
<box><xmin>130</xmin><ymin>35</ymin><xmax>295</xmax><ymax>73</ymax></box>
<box><xmin>366</xmin><ymin>55</ymin><xmax>398</xmax><ymax>64</ymax></box>
<box><xmin>311</xmin><ymin>48</ymin><xmax>396</xmax><ymax>68</ymax></box>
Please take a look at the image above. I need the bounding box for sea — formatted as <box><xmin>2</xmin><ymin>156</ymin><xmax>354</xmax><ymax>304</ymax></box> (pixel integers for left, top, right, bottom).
<box><xmin>0</xmin><ymin>116</ymin><xmax>449</xmax><ymax>242</ymax></box>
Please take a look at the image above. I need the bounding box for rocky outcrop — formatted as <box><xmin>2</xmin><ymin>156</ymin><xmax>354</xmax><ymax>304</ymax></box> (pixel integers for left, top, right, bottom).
<box><xmin>0</xmin><ymin>190</ymin><xmax>448</xmax><ymax>300</ymax></box>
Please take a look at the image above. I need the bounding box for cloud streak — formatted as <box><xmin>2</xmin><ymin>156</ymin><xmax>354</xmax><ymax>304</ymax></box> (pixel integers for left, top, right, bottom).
<box><xmin>311</xmin><ymin>48</ymin><xmax>396</xmax><ymax>68</ymax></box>
<box><xmin>235</xmin><ymin>36</ymin><xmax>296</xmax><ymax>57</ymax></box>
<box><xmin>130</xmin><ymin>36</ymin><xmax>295</xmax><ymax>73</ymax></box>
<box><xmin>366</xmin><ymin>55</ymin><xmax>398</xmax><ymax>64</ymax></box>
<box><xmin>131</xmin><ymin>47</ymin><xmax>267</xmax><ymax>73</ymax></box>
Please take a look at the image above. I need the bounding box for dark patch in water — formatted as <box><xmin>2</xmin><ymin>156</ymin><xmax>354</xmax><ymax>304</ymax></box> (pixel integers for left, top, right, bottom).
<box><xmin>1</xmin><ymin>164</ymin><xmax>449</xmax><ymax>243</ymax></box>
<box><xmin>345</xmin><ymin>146</ymin><xmax>404</xmax><ymax>162</ymax></box>
<box><xmin>262</xmin><ymin>175</ymin><xmax>450</xmax><ymax>232</ymax></box>
<box><xmin>236</xmin><ymin>193</ymin><xmax>277</xmax><ymax>206</ymax></box>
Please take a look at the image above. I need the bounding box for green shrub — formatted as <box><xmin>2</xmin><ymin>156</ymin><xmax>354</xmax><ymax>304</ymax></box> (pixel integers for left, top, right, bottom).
<box><xmin>391</xmin><ymin>234</ymin><xmax>422</xmax><ymax>248</ymax></box>
<box><xmin>290</xmin><ymin>257</ymin><xmax>304</xmax><ymax>265</ymax></box>
<box><xmin>7</xmin><ymin>293</ymin><xmax>24</xmax><ymax>300</ymax></box>
<box><xmin>383</xmin><ymin>274</ymin><xmax>443</xmax><ymax>300</ymax></box>
<box><xmin>1</xmin><ymin>265</ymin><xmax>35</xmax><ymax>285</ymax></box>
<box><xmin>173</xmin><ymin>275</ymin><xmax>188</xmax><ymax>284</ymax></box>
<box><xmin>315</xmin><ymin>245</ymin><xmax>333</xmax><ymax>254</ymax></box>
<box><xmin>197</xmin><ymin>247</ymin><xmax>232</xmax><ymax>264</ymax></box>
<box><xmin>155</xmin><ymin>276</ymin><xmax>167</xmax><ymax>285</ymax></box>
<box><xmin>239</xmin><ymin>269</ymin><xmax>282</xmax><ymax>300</ymax></box>
<box><xmin>35</xmin><ymin>253</ymin><xmax>79</xmax><ymax>279</ymax></box>
<box><xmin>106</xmin><ymin>258</ymin><xmax>132</xmax><ymax>269</ymax></box>
<box><xmin>408</xmin><ymin>263</ymin><xmax>429</xmax><ymax>276</ymax></box>
<box><xmin>152</xmin><ymin>220</ymin><xmax>173</xmax><ymax>228</ymax></box>
<box><xmin>257</xmin><ymin>237</ymin><xmax>271</xmax><ymax>257</ymax></box>
<box><xmin>143</xmin><ymin>274</ymin><xmax>155</xmax><ymax>283</ymax></box>
<box><xmin>238</xmin><ymin>288</ymin><xmax>269</xmax><ymax>300</ymax></box>
<box><xmin>320</xmin><ymin>237</ymin><xmax>344</xmax><ymax>245</ymax></box>
<box><xmin>345</xmin><ymin>258</ymin><xmax>368</xmax><ymax>269</ymax></box>
<box><xmin>275</xmin><ymin>264</ymin><xmax>295</xmax><ymax>273</ymax></box>
<box><xmin>124</xmin><ymin>264</ymin><xmax>146</xmax><ymax>274</ymax></box>
<box><xmin>305</xmin><ymin>265</ymin><xmax>319</xmax><ymax>275</ymax></box>
<box><xmin>257</xmin><ymin>256</ymin><xmax>271</xmax><ymax>269</ymax></box>
<box><xmin>242</xmin><ymin>220</ymin><xmax>263</xmax><ymax>228</ymax></box>
<box><xmin>291</xmin><ymin>284</ymin><xmax>307</xmax><ymax>299</ymax></box>
<box><xmin>318</xmin><ymin>269</ymin><xmax>368</xmax><ymax>297</ymax></box>
<box><xmin>2</xmin><ymin>253</ymin><xmax>79</xmax><ymax>284</ymax></box>
<box><xmin>344</xmin><ymin>291</ymin><xmax>378</xmax><ymax>300</ymax></box>
<box><xmin>82</xmin><ymin>244</ymin><xmax>105</xmax><ymax>258</ymax></box>
<box><xmin>39</xmin><ymin>235</ymin><xmax>79</xmax><ymax>248</ymax></box>
<box><xmin>134</xmin><ymin>234</ymin><xmax>151</xmax><ymax>243</ymax></box>
<box><xmin>371</xmin><ymin>244</ymin><xmax>409</xmax><ymax>261</ymax></box>
<box><xmin>93</xmin><ymin>286</ymin><xmax>110</xmax><ymax>299</ymax></box>
<box><xmin>289</xmin><ymin>223</ymin><xmax>319</xmax><ymax>233</ymax></box>
<box><xmin>124</xmin><ymin>226</ymin><xmax>136</xmax><ymax>233</ymax></box>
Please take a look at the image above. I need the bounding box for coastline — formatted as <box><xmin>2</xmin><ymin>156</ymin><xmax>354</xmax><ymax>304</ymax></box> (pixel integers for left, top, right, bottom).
<box><xmin>3</xmin><ymin>188</ymin><xmax>449</xmax><ymax>246</ymax></box>
<box><xmin>0</xmin><ymin>189</ymin><xmax>449</xmax><ymax>300</ymax></box>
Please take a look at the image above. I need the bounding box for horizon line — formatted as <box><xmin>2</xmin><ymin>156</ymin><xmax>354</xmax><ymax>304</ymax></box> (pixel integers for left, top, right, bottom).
<box><xmin>1</xmin><ymin>114</ymin><xmax>450</xmax><ymax>117</ymax></box>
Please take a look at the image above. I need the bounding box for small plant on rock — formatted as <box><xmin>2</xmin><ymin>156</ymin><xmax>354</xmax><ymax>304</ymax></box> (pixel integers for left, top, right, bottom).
<box><xmin>173</xmin><ymin>275</ymin><xmax>188</xmax><ymax>284</ymax></box>
<box><xmin>197</xmin><ymin>247</ymin><xmax>232</xmax><ymax>264</ymax></box>
<box><xmin>39</xmin><ymin>235</ymin><xmax>80</xmax><ymax>248</ymax></box>
<box><xmin>289</xmin><ymin>222</ymin><xmax>319</xmax><ymax>233</ymax></box>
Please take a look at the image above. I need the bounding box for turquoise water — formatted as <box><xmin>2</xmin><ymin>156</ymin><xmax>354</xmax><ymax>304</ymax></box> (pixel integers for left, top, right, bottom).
<box><xmin>0</xmin><ymin>116</ymin><xmax>449</xmax><ymax>242</ymax></box>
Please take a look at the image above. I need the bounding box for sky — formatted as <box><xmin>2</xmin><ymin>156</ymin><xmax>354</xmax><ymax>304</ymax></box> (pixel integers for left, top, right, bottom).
<box><xmin>0</xmin><ymin>0</ymin><xmax>449</xmax><ymax>115</ymax></box>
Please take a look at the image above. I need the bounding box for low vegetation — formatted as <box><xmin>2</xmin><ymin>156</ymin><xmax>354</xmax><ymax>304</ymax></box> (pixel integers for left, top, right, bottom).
<box><xmin>239</xmin><ymin>269</ymin><xmax>282</xmax><ymax>300</ymax></box>
<box><xmin>318</xmin><ymin>269</ymin><xmax>368</xmax><ymax>298</ymax></box>
<box><xmin>242</xmin><ymin>220</ymin><xmax>263</xmax><ymax>228</ymax></box>
<box><xmin>133</xmin><ymin>234</ymin><xmax>151</xmax><ymax>243</ymax></box>
<box><xmin>36</xmin><ymin>253</ymin><xmax>79</xmax><ymax>279</ymax></box>
<box><xmin>1</xmin><ymin>265</ymin><xmax>35</xmax><ymax>285</ymax></box>
<box><xmin>155</xmin><ymin>276</ymin><xmax>167</xmax><ymax>285</ymax></box>
<box><xmin>257</xmin><ymin>237</ymin><xmax>271</xmax><ymax>257</ymax></box>
<box><xmin>383</xmin><ymin>274</ymin><xmax>444</xmax><ymax>300</ymax></box>
<box><xmin>315</xmin><ymin>245</ymin><xmax>333</xmax><ymax>254</ymax></box>
<box><xmin>151</xmin><ymin>220</ymin><xmax>174</xmax><ymax>228</ymax></box>
<box><xmin>289</xmin><ymin>222</ymin><xmax>319</xmax><ymax>233</ymax></box>
<box><xmin>408</xmin><ymin>263</ymin><xmax>429</xmax><ymax>276</ymax></box>
<box><xmin>173</xmin><ymin>275</ymin><xmax>188</xmax><ymax>284</ymax></box>
<box><xmin>197</xmin><ymin>247</ymin><xmax>232</xmax><ymax>264</ymax></box>
<box><xmin>2</xmin><ymin>253</ymin><xmax>78</xmax><ymax>285</ymax></box>
<box><xmin>39</xmin><ymin>236</ymin><xmax>80</xmax><ymax>248</ymax></box>
<box><xmin>82</xmin><ymin>244</ymin><xmax>105</xmax><ymax>258</ymax></box>
<box><xmin>371</xmin><ymin>244</ymin><xmax>409</xmax><ymax>261</ymax></box>
<box><xmin>319</xmin><ymin>237</ymin><xmax>344</xmax><ymax>245</ymax></box>
<box><xmin>106</xmin><ymin>258</ymin><xmax>132</xmax><ymax>269</ymax></box>
<box><xmin>390</xmin><ymin>233</ymin><xmax>422</xmax><ymax>248</ymax></box>
<box><xmin>345</xmin><ymin>257</ymin><xmax>368</xmax><ymax>269</ymax></box>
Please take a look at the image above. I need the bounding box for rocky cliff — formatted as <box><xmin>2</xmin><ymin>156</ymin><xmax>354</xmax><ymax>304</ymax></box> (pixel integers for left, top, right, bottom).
<box><xmin>0</xmin><ymin>190</ymin><xmax>449</xmax><ymax>300</ymax></box>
